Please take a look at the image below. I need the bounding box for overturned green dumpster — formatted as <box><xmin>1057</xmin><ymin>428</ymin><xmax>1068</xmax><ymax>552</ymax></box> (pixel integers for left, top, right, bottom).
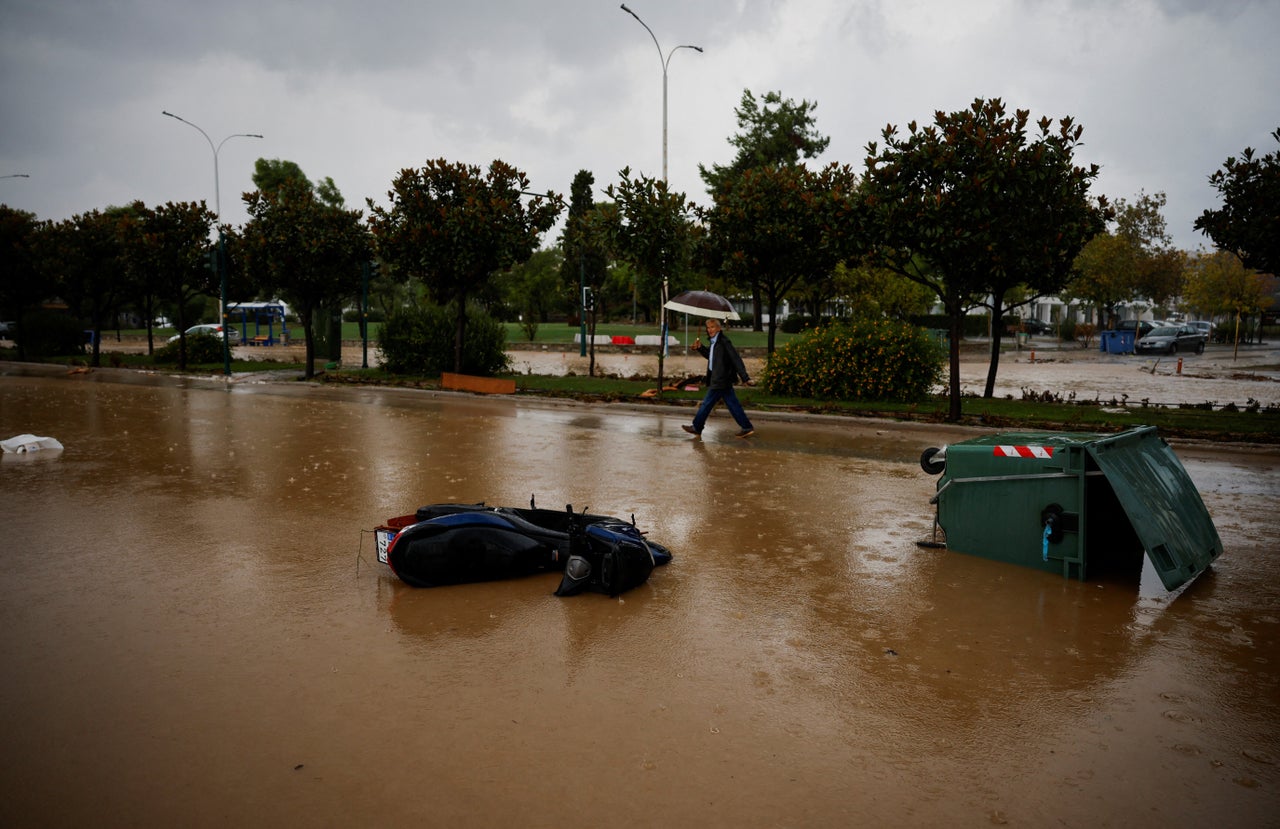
<box><xmin>919</xmin><ymin>426</ymin><xmax>1222</xmax><ymax>591</ymax></box>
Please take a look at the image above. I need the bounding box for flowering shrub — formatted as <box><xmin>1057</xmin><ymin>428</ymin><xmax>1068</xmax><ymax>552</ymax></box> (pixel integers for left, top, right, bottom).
<box><xmin>761</xmin><ymin>319</ymin><xmax>943</xmax><ymax>402</ymax></box>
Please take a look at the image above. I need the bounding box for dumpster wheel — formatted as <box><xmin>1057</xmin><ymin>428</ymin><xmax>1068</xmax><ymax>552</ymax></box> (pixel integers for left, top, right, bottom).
<box><xmin>919</xmin><ymin>446</ymin><xmax>946</xmax><ymax>475</ymax></box>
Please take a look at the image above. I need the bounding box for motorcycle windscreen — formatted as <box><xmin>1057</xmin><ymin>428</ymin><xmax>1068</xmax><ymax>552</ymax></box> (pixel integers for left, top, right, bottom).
<box><xmin>1085</xmin><ymin>430</ymin><xmax>1223</xmax><ymax>591</ymax></box>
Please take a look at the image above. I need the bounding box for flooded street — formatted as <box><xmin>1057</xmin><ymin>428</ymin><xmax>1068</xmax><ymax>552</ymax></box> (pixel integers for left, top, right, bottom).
<box><xmin>1</xmin><ymin>364</ymin><xmax>1278</xmax><ymax>827</ymax></box>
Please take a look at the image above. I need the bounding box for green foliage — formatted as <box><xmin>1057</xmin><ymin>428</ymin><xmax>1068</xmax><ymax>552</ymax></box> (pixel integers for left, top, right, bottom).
<box><xmin>16</xmin><ymin>309</ymin><xmax>85</xmax><ymax>358</ymax></box>
<box><xmin>497</xmin><ymin>246</ymin><xmax>564</xmax><ymax>328</ymax></box>
<box><xmin>1195</xmin><ymin>127</ymin><xmax>1280</xmax><ymax>274</ymax></box>
<box><xmin>1182</xmin><ymin>250</ymin><xmax>1276</xmax><ymax>339</ymax></box>
<box><xmin>862</xmin><ymin>98</ymin><xmax>1109</xmax><ymax>414</ymax></box>
<box><xmin>761</xmin><ymin>320</ymin><xmax>943</xmax><ymax>402</ymax></box>
<box><xmin>560</xmin><ymin>171</ymin><xmax>610</xmax><ymax>317</ymax></box>
<box><xmin>699</xmin><ymin>89</ymin><xmax>831</xmax><ymax>195</ymax></box>
<box><xmin>368</xmin><ymin>158</ymin><xmax>560</xmax><ymax>374</ymax></box>
<box><xmin>343</xmin><ymin>307</ymin><xmax>386</xmax><ymax>323</ymax></box>
<box><xmin>129</xmin><ymin>201</ymin><xmax>218</xmax><ymax>369</ymax></box>
<box><xmin>607</xmin><ymin>169</ymin><xmax>698</xmax><ymax>305</ymax></box>
<box><xmin>1071</xmin><ymin>193</ymin><xmax>1182</xmax><ymax>316</ymax></box>
<box><xmin>0</xmin><ymin>205</ymin><xmax>44</xmax><ymax>360</ymax></box>
<box><xmin>154</xmin><ymin>333</ymin><xmax>223</xmax><ymax>364</ymax></box>
<box><xmin>779</xmin><ymin>315</ymin><xmax>819</xmax><ymax>334</ymax></box>
<box><xmin>253</xmin><ymin>159</ymin><xmax>310</xmax><ymax>196</ymax></box>
<box><xmin>555</xmin><ymin>175</ymin><xmax>614</xmax><ymax>340</ymax></box>
<box><xmin>832</xmin><ymin>263</ymin><xmax>936</xmax><ymax>322</ymax></box>
<box><xmin>701</xmin><ymin>162</ymin><xmax>862</xmax><ymax>353</ymax></box>
<box><xmin>379</xmin><ymin>302</ymin><xmax>509</xmax><ymax>377</ymax></box>
<box><xmin>36</xmin><ymin>208</ymin><xmax>135</xmax><ymax>366</ymax></box>
<box><xmin>239</xmin><ymin>177</ymin><xmax>372</xmax><ymax>377</ymax></box>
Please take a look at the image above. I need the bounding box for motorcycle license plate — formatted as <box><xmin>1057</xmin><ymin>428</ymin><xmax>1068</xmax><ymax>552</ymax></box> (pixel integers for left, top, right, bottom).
<box><xmin>375</xmin><ymin>528</ymin><xmax>396</xmax><ymax>564</ymax></box>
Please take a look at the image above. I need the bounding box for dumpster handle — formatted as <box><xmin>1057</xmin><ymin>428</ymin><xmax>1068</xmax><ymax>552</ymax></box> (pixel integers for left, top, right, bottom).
<box><xmin>1042</xmin><ymin>522</ymin><xmax>1053</xmax><ymax>562</ymax></box>
<box><xmin>929</xmin><ymin>471</ymin><xmax>1102</xmax><ymax>504</ymax></box>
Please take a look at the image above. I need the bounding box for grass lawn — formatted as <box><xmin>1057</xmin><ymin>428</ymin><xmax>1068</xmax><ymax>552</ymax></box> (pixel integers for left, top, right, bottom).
<box><xmin>311</xmin><ymin>365</ymin><xmax>1277</xmax><ymax>443</ymax></box>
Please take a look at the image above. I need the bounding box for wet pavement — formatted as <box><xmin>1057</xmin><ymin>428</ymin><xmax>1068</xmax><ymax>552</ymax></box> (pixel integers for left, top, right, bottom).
<box><xmin>1</xmin><ymin>363</ymin><xmax>1278</xmax><ymax>827</ymax></box>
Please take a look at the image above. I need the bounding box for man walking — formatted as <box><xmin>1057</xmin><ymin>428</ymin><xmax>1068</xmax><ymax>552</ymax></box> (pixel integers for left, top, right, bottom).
<box><xmin>682</xmin><ymin>317</ymin><xmax>755</xmax><ymax>439</ymax></box>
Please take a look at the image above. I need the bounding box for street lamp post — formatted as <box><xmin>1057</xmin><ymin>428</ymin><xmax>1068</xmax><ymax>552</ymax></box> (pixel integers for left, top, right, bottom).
<box><xmin>620</xmin><ymin>4</ymin><xmax>701</xmax><ymax>396</ymax></box>
<box><xmin>162</xmin><ymin>111</ymin><xmax>262</xmax><ymax>376</ymax></box>
<box><xmin>619</xmin><ymin>3</ymin><xmax>702</xmax><ymax>183</ymax></box>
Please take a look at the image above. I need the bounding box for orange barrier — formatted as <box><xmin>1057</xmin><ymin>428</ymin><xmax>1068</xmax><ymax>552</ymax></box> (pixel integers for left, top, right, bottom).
<box><xmin>441</xmin><ymin>372</ymin><xmax>516</xmax><ymax>395</ymax></box>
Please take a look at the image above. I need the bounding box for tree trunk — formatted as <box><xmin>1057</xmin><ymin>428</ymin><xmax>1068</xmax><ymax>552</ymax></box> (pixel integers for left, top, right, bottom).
<box><xmin>144</xmin><ymin>296</ymin><xmax>156</xmax><ymax>355</ymax></box>
<box><xmin>302</xmin><ymin>303</ymin><xmax>315</xmax><ymax>379</ymax></box>
<box><xmin>453</xmin><ymin>299</ymin><xmax>467</xmax><ymax>375</ymax></box>
<box><xmin>947</xmin><ymin>296</ymin><xmax>964</xmax><ymax>422</ymax></box>
<box><xmin>983</xmin><ymin>294</ymin><xmax>1007</xmax><ymax>398</ymax></box>
<box><xmin>765</xmin><ymin>291</ymin><xmax>779</xmax><ymax>356</ymax></box>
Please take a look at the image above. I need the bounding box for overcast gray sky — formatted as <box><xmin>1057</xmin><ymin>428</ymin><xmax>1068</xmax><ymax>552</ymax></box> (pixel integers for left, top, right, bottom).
<box><xmin>1</xmin><ymin>0</ymin><xmax>1275</xmax><ymax>252</ymax></box>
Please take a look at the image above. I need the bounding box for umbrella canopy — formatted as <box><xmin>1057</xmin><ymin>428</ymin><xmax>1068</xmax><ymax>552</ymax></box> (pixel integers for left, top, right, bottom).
<box><xmin>663</xmin><ymin>290</ymin><xmax>740</xmax><ymax>321</ymax></box>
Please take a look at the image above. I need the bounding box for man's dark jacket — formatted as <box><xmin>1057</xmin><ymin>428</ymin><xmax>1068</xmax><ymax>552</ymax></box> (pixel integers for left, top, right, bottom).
<box><xmin>695</xmin><ymin>332</ymin><xmax>750</xmax><ymax>390</ymax></box>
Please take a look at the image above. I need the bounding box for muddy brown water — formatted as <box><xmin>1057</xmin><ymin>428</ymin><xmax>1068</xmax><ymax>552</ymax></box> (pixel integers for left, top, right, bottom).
<box><xmin>1</xmin><ymin>363</ymin><xmax>1278</xmax><ymax>827</ymax></box>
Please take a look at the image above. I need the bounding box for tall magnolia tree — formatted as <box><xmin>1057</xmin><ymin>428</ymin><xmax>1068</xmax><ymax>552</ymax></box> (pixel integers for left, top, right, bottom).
<box><xmin>1195</xmin><ymin>127</ymin><xmax>1280</xmax><ymax>275</ymax></box>
<box><xmin>130</xmin><ymin>200</ymin><xmax>218</xmax><ymax>367</ymax></box>
<box><xmin>368</xmin><ymin>159</ymin><xmax>561</xmax><ymax>374</ymax></box>
<box><xmin>36</xmin><ymin>207</ymin><xmax>134</xmax><ymax>367</ymax></box>
<box><xmin>240</xmin><ymin>178</ymin><xmax>371</xmax><ymax>377</ymax></box>
<box><xmin>701</xmin><ymin>161</ymin><xmax>862</xmax><ymax>354</ymax></box>
<box><xmin>0</xmin><ymin>205</ymin><xmax>44</xmax><ymax>361</ymax></box>
<box><xmin>862</xmin><ymin>98</ymin><xmax>1108</xmax><ymax>417</ymax></box>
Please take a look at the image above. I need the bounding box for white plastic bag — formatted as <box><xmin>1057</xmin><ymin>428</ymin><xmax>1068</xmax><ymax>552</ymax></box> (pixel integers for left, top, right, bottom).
<box><xmin>1</xmin><ymin>434</ymin><xmax>64</xmax><ymax>454</ymax></box>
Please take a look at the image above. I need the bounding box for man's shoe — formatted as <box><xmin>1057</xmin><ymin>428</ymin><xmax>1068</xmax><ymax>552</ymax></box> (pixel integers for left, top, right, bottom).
<box><xmin>735</xmin><ymin>428</ymin><xmax>755</xmax><ymax>438</ymax></box>
<box><xmin>681</xmin><ymin>425</ymin><xmax>700</xmax><ymax>437</ymax></box>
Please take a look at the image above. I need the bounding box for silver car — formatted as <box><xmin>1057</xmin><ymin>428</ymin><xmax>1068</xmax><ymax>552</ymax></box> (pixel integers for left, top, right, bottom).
<box><xmin>168</xmin><ymin>324</ymin><xmax>242</xmax><ymax>345</ymax></box>
<box><xmin>1135</xmin><ymin>324</ymin><xmax>1205</xmax><ymax>355</ymax></box>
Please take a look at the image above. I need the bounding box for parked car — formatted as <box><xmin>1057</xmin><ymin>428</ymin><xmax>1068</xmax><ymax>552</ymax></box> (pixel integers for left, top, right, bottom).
<box><xmin>168</xmin><ymin>324</ymin><xmax>241</xmax><ymax>345</ymax></box>
<box><xmin>1116</xmin><ymin>319</ymin><xmax>1157</xmax><ymax>339</ymax></box>
<box><xmin>1019</xmin><ymin>318</ymin><xmax>1054</xmax><ymax>336</ymax></box>
<box><xmin>1135</xmin><ymin>324</ymin><xmax>1206</xmax><ymax>355</ymax></box>
<box><xmin>1190</xmin><ymin>321</ymin><xmax>1214</xmax><ymax>339</ymax></box>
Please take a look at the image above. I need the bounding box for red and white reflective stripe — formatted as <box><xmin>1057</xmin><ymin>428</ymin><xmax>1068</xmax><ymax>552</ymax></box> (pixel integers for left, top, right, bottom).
<box><xmin>992</xmin><ymin>445</ymin><xmax>1054</xmax><ymax>458</ymax></box>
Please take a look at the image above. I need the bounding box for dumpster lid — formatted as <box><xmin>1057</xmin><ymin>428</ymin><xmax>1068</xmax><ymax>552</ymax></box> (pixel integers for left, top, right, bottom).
<box><xmin>1085</xmin><ymin>427</ymin><xmax>1222</xmax><ymax>591</ymax></box>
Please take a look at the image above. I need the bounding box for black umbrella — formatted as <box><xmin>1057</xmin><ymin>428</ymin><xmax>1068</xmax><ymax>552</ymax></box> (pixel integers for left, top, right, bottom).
<box><xmin>663</xmin><ymin>290</ymin><xmax>740</xmax><ymax>320</ymax></box>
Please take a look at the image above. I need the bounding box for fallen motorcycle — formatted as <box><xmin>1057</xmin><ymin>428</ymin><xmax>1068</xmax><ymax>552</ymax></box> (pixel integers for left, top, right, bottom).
<box><xmin>372</xmin><ymin>500</ymin><xmax>672</xmax><ymax>597</ymax></box>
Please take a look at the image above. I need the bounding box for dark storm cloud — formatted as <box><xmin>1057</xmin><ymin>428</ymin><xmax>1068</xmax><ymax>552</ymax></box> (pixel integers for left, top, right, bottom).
<box><xmin>1</xmin><ymin>0</ymin><xmax>1276</xmax><ymax>249</ymax></box>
